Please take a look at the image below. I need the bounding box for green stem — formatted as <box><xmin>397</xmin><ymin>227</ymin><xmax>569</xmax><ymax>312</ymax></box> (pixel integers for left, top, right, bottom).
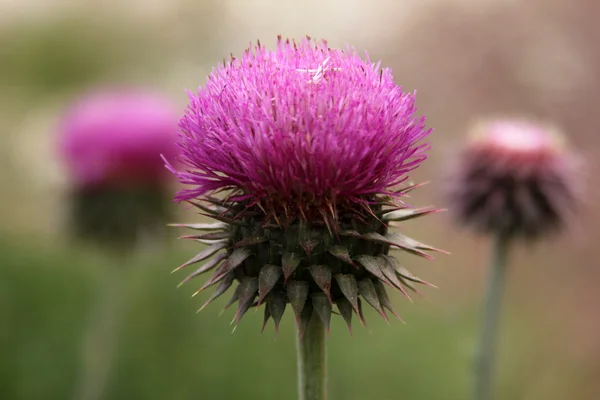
<box><xmin>72</xmin><ymin>266</ymin><xmax>124</xmax><ymax>400</ymax></box>
<box><xmin>296</xmin><ymin>316</ymin><xmax>327</xmax><ymax>400</ymax></box>
<box><xmin>474</xmin><ymin>232</ymin><xmax>511</xmax><ymax>400</ymax></box>
<box><xmin>72</xmin><ymin>248</ymin><xmax>137</xmax><ymax>400</ymax></box>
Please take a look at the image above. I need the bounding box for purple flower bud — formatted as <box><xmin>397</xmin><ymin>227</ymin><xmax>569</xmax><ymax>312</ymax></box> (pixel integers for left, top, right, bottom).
<box><xmin>445</xmin><ymin>119</ymin><xmax>583</xmax><ymax>239</ymax></box>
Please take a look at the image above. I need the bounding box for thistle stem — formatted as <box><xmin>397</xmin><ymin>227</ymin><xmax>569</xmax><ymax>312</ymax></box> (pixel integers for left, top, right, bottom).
<box><xmin>474</xmin><ymin>232</ymin><xmax>510</xmax><ymax>400</ymax></box>
<box><xmin>72</xmin><ymin>264</ymin><xmax>125</xmax><ymax>400</ymax></box>
<box><xmin>296</xmin><ymin>316</ymin><xmax>327</xmax><ymax>400</ymax></box>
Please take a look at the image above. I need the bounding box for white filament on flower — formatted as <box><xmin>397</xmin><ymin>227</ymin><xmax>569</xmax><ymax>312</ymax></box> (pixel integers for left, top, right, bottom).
<box><xmin>296</xmin><ymin>57</ymin><xmax>342</xmax><ymax>84</ymax></box>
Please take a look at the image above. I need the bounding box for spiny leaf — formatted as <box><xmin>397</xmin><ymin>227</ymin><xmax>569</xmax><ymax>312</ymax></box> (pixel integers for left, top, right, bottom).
<box><xmin>233</xmin><ymin>235</ymin><xmax>268</xmax><ymax>248</ymax></box>
<box><xmin>357</xmin><ymin>298</ymin><xmax>368</xmax><ymax>329</ymax></box>
<box><xmin>177</xmin><ymin>252</ymin><xmax>227</xmax><ymax>287</ymax></box>
<box><xmin>258</xmin><ymin>264</ymin><xmax>282</xmax><ymax>305</ymax></box>
<box><xmin>356</xmin><ymin>255</ymin><xmax>387</xmax><ymax>282</ymax></box>
<box><xmin>312</xmin><ymin>293</ymin><xmax>332</xmax><ymax>333</ymax></box>
<box><xmin>261</xmin><ymin>306</ymin><xmax>271</xmax><ymax>334</ymax></box>
<box><xmin>398</xmin><ymin>181</ymin><xmax>429</xmax><ymax>195</ymax></box>
<box><xmin>318</xmin><ymin>208</ymin><xmax>335</xmax><ymax>237</ymax></box>
<box><xmin>357</xmin><ymin>255</ymin><xmax>407</xmax><ymax>296</ymax></box>
<box><xmin>300</xmin><ymin>239</ymin><xmax>319</xmax><ymax>256</ymax></box>
<box><xmin>358</xmin><ymin>278</ymin><xmax>388</xmax><ymax>323</ymax></box>
<box><xmin>334</xmin><ymin>274</ymin><xmax>360</xmax><ymax>316</ymax></box>
<box><xmin>385</xmin><ymin>233</ymin><xmax>449</xmax><ymax>257</ymax></box>
<box><xmin>339</xmin><ymin>230</ymin><xmax>361</xmax><ymax>238</ymax></box>
<box><xmin>299</xmin><ymin>302</ymin><xmax>314</xmax><ymax>339</ymax></box>
<box><xmin>360</xmin><ymin>231</ymin><xmax>387</xmax><ymax>242</ymax></box>
<box><xmin>328</xmin><ymin>246</ymin><xmax>356</xmax><ymax>267</ymax></box>
<box><xmin>337</xmin><ymin>297</ymin><xmax>353</xmax><ymax>334</ymax></box>
<box><xmin>267</xmin><ymin>291</ymin><xmax>287</xmax><ymax>333</ymax></box>
<box><xmin>215</xmin><ymin>247</ymin><xmax>252</xmax><ymax>276</ymax></box>
<box><xmin>373</xmin><ymin>280</ymin><xmax>403</xmax><ymax>322</ymax></box>
<box><xmin>309</xmin><ymin>264</ymin><xmax>332</xmax><ymax>302</ymax></box>
<box><xmin>180</xmin><ymin>231</ymin><xmax>234</xmax><ymax>240</ymax></box>
<box><xmin>197</xmin><ymin>212</ymin><xmax>241</xmax><ymax>225</ymax></box>
<box><xmin>172</xmin><ymin>242</ymin><xmax>227</xmax><ymax>273</ymax></box>
<box><xmin>282</xmin><ymin>252</ymin><xmax>301</xmax><ymax>283</ymax></box>
<box><xmin>287</xmin><ymin>280</ymin><xmax>309</xmax><ymax>325</ymax></box>
<box><xmin>397</xmin><ymin>275</ymin><xmax>422</xmax><ymax>295</ymax></box>
<box><xmin>198</xmin><ymin>273</ymin><xmax>235</xmax><ymax>311</ymax></box>
<box><xmin>374</xmin><ymin>205</ymin><xmax>405</xmax><ymax>217</ymax></box>
<box><xmin>380</xmin><ymin>256</ymin><xmax>412</xmax><ymax>301</ymax></box>
<box><xmin>222</xmin><ymin>284</ymin><xmax>241</xmax><ymax>312</ymax></box>
<box><xmin>396</xmin><ymin>266</ymin><xmax>438</xmax><ymax>288</ymax></box>
<box><xmin>168</xmin><ymin>222</ymin><xmax>228</xmax><ymax>231</ymax></box>
<box><xmin>343</xmin><ymin>230</ymin><xmax>437</xmax><ymax>259</ymax></box>
<box><xmin>204</xmin><ymin>196</ymin><xmax>233</xmax><ymax>210</ymax></box>
<box><xmin>233</xmin><ymin>277</ymin><xmax>258</xmax><ymax>325</ymax></box>
<box><xmin>194</xmin><ymin>268</ymin><xmax>231</xmax><ymax>295</ymax></box>
<box><xmin>196</xmin><ymin>238</ymin><xmax>230</xmax><ymax>245</ymax></box>
<box><xmin>199</xmin><ymin>248</ymin><xmax>252</xmax><ymax>290</ymax></box>
<box><xmin>190</xmin><ymin>201</ymin><xmax>228</xmax><ymax>216</ymax></box>
<box><xmin>364</xmin><ymin>232</ymin><xmax>434</xmax><ymax>259</ymax></box>
<box><xmin>382</xmin><ymin>207</ymin><xmax>444</xmax><ymax>222</ymax></box>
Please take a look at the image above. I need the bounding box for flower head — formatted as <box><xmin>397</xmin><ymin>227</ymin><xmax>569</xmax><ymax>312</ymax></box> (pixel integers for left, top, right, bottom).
<box><xmin>169</xmin><ymin>36</ymin><xmax>430</xmax><ymax>220</ymax></box>
<box><xmin>169</xmin><ymin>37</ymin><xmax>442</xmax><ymax>334</ymax></box>
<box><xmin>59</xmin><ymin>88</ymin><xmax>179</xmax><ymax>188</ymax></box>
<box><xmin>58</xmin><ymin>88</ymin><xmax>179</xmax><ymax>248</ymax></box>
<box><xmin>445</xmin><ymin>118</ymin><xmax>582</xmax><ymax>238</ymax></box>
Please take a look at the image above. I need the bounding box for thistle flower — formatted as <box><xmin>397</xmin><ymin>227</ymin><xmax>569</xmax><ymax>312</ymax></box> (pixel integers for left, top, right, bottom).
<box><xmin>445</xmin><ymin>119</ymin><xmax>584</xmax><ymax>400</ymax></box>
<box><xmin>58</xmin><ymin>88</ymin><xmax>179</xmax><ymax>248</ymax></box>
<box><xmin>167</xmin><ymin>37</ymin><xmax>443</xmax><ymax>334</ymax></box>
<box><xmin>445</xmin><ymin>119</ymin><xmax>582</xmax><ymax>239</ymax></box>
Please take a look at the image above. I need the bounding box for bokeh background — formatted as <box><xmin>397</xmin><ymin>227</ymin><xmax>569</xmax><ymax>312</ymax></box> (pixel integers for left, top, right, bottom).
<box><xmin>2</xmin><ymin>0</ymin><xmax>599</xmax><ymax>399</ymax></box>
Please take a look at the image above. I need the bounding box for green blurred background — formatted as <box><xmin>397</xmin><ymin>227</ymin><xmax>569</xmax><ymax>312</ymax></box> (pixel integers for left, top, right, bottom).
<box><xmin>1</xmin><ymin>0</ymin><xmax>599</xmax><ymax>399</ymax></box>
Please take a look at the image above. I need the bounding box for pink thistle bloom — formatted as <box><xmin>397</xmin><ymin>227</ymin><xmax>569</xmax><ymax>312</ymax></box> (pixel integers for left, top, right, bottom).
<box><xmin>59</xmin><ymin>88</ymin><xmax>179</xmax><ymax>189</ymax></box>
<box><xmin>168</xmin><ymin>37</ymin><xmax>430</xmax><ymax>217</ymax></box>
<box><xmin>446</xmin><ymin>119</ymin><xmax>582</xmax><ymax>238</ymax></box>
<box><xmin>58</xmin><ymin>88</ymin><xmax>180</xmax><ymax>247</ymax></box>
<box><xmin>167</xmin><ymin>37</ymin><xmax>442</xmax><ymax>333</ymax></box>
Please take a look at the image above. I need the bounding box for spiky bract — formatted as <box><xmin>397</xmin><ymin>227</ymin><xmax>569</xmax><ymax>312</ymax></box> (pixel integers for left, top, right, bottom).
<box><xmin>174</xmin><ymin>195</ymin><xmax>443</xmax><ymax>334</ymax></box>
<box><xmin>445</xmin><ymin>119</ymin><xmax>582</xmax><ymax>239</ymax></box>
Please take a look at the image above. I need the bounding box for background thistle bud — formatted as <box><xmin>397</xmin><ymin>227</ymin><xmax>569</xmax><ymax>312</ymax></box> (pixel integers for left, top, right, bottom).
<box><xmin>167</xmin><ymin>37</ymin><xmax>444</xmax><ymax>334</ymax></box>
<box><xmin>445</xmin><ymin>118</ymin><xmax>583</xmax><ymax>239</ymax></box>
<box><xmin>58</xmin><ymin>88</ymin><xmax>179</xmax><ymax>248</ymax></box>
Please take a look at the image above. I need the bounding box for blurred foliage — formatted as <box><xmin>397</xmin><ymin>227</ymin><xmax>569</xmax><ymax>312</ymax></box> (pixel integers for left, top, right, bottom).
<box><xmin>0</xmin><ymin>20</ymin><xmax>119</xmax><ymax>98</ymax></box>
<box><xmin>0</xmin><ymin>236</ymin><xmax>92</xmax><ymax>400</ymax></box>
<box><xmin>0</xmin><ymin>15</ymin><xmax>178</xmax><ymax>104</ymax></box>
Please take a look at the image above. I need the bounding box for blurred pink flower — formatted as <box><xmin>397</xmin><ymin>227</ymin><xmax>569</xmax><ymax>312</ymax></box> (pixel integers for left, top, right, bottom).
<box><xmin>446</xmin><ymin>118</ymin><xmax>582</xmax><ymax>238</ymax></box>
<box><xmin>59</xmin><ymin>88</ymin><xmax>179</xmax><ymax>188</ymax></box>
